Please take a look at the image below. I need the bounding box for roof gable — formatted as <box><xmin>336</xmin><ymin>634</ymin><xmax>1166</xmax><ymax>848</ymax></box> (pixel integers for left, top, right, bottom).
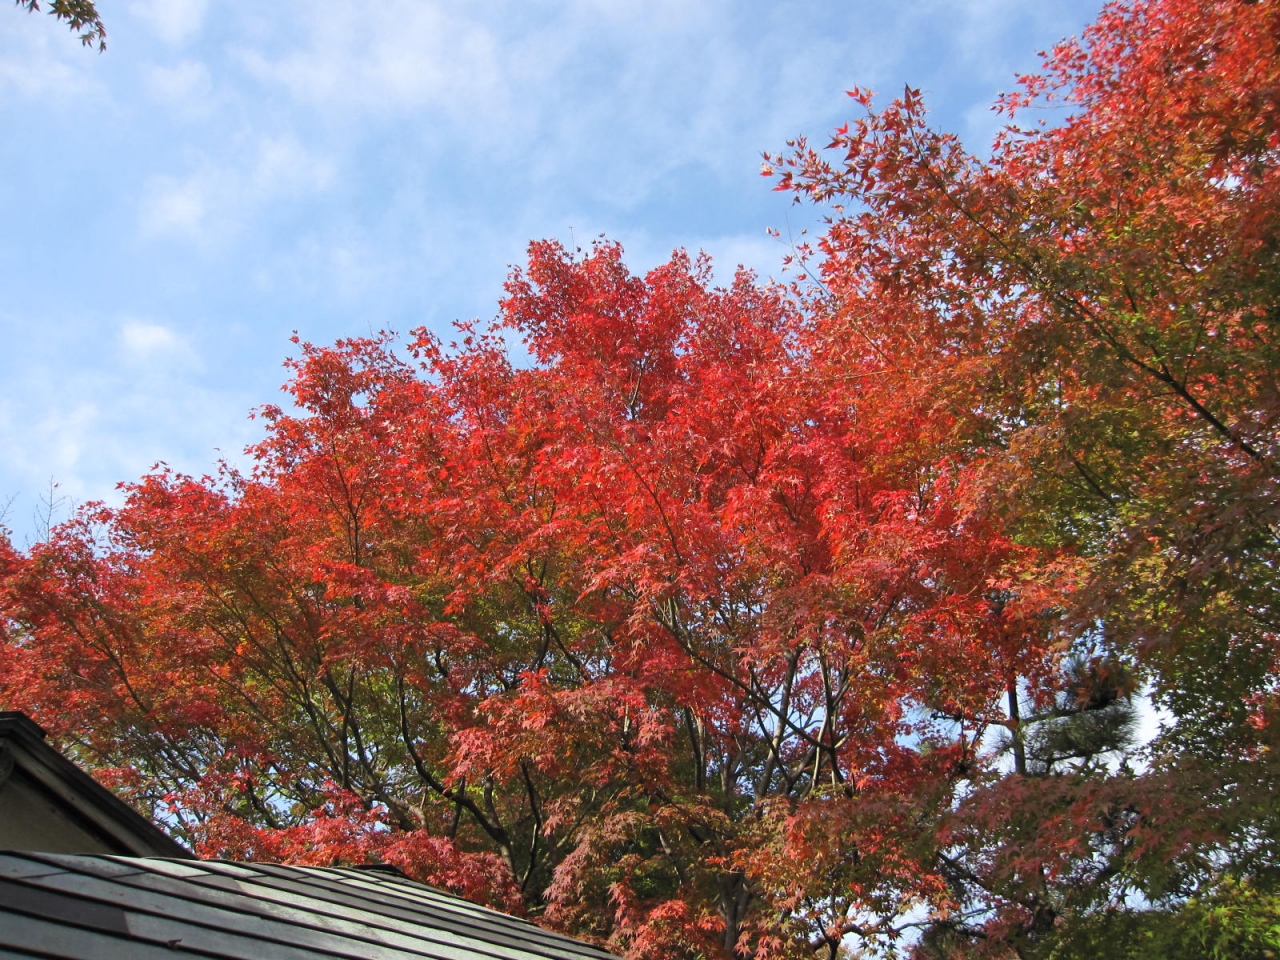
<box><xmin>0</xmin><ymin>713</ymin><xmax>621</xmax><ymax>959</ymax></box>
<box><xmin>0</xmin><ymin>712</ymin><xmax>192</xmax><ymax>859</ymax></box>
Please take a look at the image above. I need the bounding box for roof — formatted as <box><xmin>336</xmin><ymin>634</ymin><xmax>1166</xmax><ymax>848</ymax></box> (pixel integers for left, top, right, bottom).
<box><xmin>0</xmin><ymin>712</ymin><xmax>192</xmax><ymax>859</ymax></box>
<box><xmin>0</xmin><ymin>850</ymin><xmax>622</xmax><ymax>960</ymax></box>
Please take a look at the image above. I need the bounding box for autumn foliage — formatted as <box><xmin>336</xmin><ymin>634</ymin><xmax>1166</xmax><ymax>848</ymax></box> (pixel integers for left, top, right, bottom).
<box><xmin>4</xmin><ymin>0</ymin><xmax>1280</xmax><ymax>957</ymax></box>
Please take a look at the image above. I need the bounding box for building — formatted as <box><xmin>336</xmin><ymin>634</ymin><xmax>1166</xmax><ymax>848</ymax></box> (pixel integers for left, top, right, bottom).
<box><xmin>0</xmin><ymin>711</ymin><xmax>620</xmax><ymax>960</ymax></box>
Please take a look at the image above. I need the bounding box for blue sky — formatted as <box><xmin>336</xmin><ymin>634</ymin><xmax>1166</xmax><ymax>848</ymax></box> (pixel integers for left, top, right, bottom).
<box><xmin>1</xmin><ymin>0</ymin><xmax>1102</xmax><ymax>545</ymax></box>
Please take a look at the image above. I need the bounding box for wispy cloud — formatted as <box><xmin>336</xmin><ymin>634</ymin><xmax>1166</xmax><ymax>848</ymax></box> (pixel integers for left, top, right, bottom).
<box><xmin>119</xmin><ymin>319</ymin><xmax>199</xmax><ymax>369</ymax></box>
<box><xmin>0</xmin><ymin>12</ymin><xmax>98</xmax><ymax>100</ymax></box>
<box><xmin>0</xmin><ymin>313</ymin><xmax>258</xmax><ymax>542</ymax></box>
<box><xmin>144</xmin><ymin>59</ymin><xmax>213</xmax><ymax>110</ymax></box>
<box><xmin>139</xmin><ymin>173</ymin><xmax>208</xmax><ymax>239</ymax></box>
<box><xmin>2</xmin><ymin>0</ymin><xmax>1108</xmax><ymax>547</ymax></box>
<box><xmin>235</xmin><ymin>2</ymin><xmax>505</xmax><ymax>117</ymax></box>
<box><xmin>139</xmin><ymin>136</ymin><xmax>335</xmax><ymax>242</ymax></box>
<box><xmin>129</xmin><ymin>0</ymin><xmax>209</xmax><ymax>46</ymax></box>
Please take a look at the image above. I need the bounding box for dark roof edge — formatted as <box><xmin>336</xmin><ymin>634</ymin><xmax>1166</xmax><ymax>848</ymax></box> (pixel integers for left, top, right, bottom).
<box><xmin>0</xmin><ymin>711</ymin><xmax>194</xmax><ymax>859</ymax></box>
<box><xmin>0</xmin><ymin>711</ymin><xmax>47</xmax><ymax>742</ymax></box>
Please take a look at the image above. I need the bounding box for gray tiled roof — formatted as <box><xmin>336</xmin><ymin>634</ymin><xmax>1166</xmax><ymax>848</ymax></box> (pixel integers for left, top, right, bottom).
<box><xmin>0</xmin><ymin>851</ymin><xmax>621</xmax><ymax>960</ymax></box>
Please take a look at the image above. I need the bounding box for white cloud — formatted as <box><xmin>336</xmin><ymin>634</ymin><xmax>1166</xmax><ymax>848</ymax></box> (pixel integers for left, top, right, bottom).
<box><xmin>121</xmin><ymin>319</ymin><xmax>179</xmax><ymax>356</ymax></box>
<box><xmin>318</xmin><ymin>239</ymin><xmax>401</xmax><ymax>302</ymax></box>
<box><xmin>252</xmin><ymin>137</ymin><xmax>335</xmax><ymax>196</ymax></box>
<box><xmin>0</xmin><ymin>312</ymin><xmax>258</xmax><ymax>546</ymax></box>
<box><xmin>567</xmin><ymin>0</ymin><xmax>716</xmax><ymax>26</ymax></box>
<box><xmin>138</xmin><ymin>136</ymin><xmax>335</xmax><ymax>242</ymax></box>
<box><xmin>702</xmin><ymin>232</ymin><xmax>792</xmax><ymax>286</ymax></box>
<box><xmin>119</xmin><ymin>319</ymin><xmax>199</xmax><ymax>368</ymax></box>
<box><xmin>140</xmin><ymin>173</ymin><xmax>209</xmax><ymax>239</ymax></box>
<box><xmin>236</xmin><ymin>3</ymin><xmax>504</xmax><ymax>117</ymax></box>
<box><xmin>38</xmin><ymin>403</ymin><xmax>99</xmax><ymax>477</ymax></box>
<box><xmin>0</xmin><ymin>49</ymin><xmax>80</xmax><ymax>99</ymax></box>
<box><xmin>129</xmin><ymin>0</ymin><xmax>209</xmax><ymax>46</ymax></box>
<box><xmin>144</xmin><ymin>59</ymin><xmax>213</xmax><ymax>107</ymax></box>
<box><xmin>2</xmin><ymin>0</ymin><xmax>1110</xmax><ymax>548</ymax></box>
<box><xmin>0</xmin><ymin>12</ymin><xmax>98</xmax><ymax>101</ymax></box>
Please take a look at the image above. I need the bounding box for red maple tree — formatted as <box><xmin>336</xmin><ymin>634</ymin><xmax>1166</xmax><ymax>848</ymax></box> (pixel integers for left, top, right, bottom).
<box><xmin>767</xmin><ymin>0</ymin><xmax>1280</xmax><ymax>953</ymax></box>
<box><xmin>4</xmin><ymin>1</ymin><xmax>1280</xmax><ymax>957</ymax></box>
<box><xmin>1</xmin><ymin>240</ymin><xmax>1051</xmax><ymax>956</ymax></box>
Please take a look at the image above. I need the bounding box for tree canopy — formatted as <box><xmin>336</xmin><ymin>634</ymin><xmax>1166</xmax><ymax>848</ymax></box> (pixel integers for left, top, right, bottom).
<box><xmin>3</xmin><ymin>0</ymin><xmax>1279</xmax><ymax>957</ymax></box>
<box><xmin>13</xmin><ymin>0</ymin><xmax>105</xmax><ymax>50</ymax></box>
